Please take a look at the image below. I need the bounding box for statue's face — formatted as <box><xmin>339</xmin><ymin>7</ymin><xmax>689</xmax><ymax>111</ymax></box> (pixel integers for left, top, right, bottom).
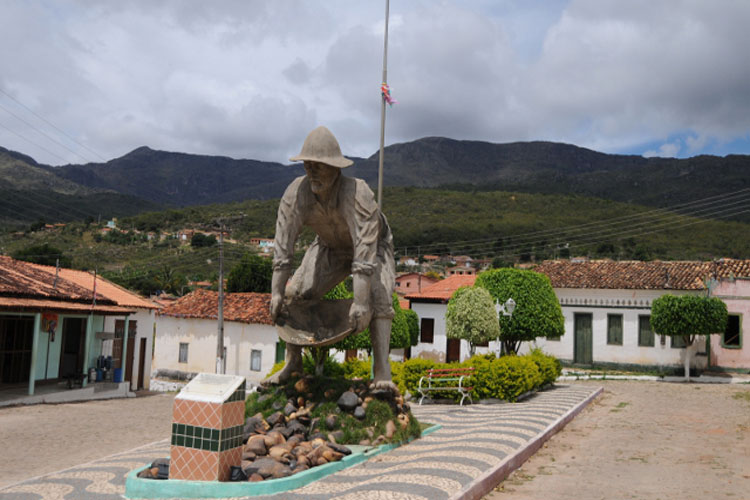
<box><xmin>304</xmin><ymin>161</ymin><xmax>339</xmax><ymax>195</ymax></box>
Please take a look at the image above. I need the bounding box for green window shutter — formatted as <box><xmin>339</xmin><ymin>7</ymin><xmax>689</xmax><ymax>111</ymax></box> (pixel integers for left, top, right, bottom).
<box><xmin>607</xmin><ymin>314</ymin><xmax>623</xmax><ymax>345</ymax></box>
<box><xmin>275</xmin><ymin>340</ymin><xmax>286</xmax><ymax>364</ymax></box>
<box><xmin>638</xmin><ymin>315</ymin><xmax>654</xmax><ymax>347</ymax></box>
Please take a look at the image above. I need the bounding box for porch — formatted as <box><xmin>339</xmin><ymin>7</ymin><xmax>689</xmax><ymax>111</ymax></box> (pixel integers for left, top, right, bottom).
<box><xmin>0</xmin><ymin>379</ymin><xmax>133</xmax><ymax>408</ymax></box>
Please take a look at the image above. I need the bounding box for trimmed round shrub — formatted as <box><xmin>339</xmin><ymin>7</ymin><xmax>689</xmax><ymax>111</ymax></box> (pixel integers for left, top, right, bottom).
<box><xmin>528</xmin><ymin>348</ymin><xmax>562</xmax><ymax>386</ymax></box>
<box><xmin>492</xmin><ymin>355</ymin><xmax>542</xmax><ymax>402</ymax></box>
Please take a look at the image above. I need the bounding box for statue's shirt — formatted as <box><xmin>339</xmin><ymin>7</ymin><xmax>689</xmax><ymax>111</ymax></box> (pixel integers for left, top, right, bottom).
<box><xmin>273</xmin><ymin>174</ymin><xmax>388</xmax><ymax>276</ymax></box>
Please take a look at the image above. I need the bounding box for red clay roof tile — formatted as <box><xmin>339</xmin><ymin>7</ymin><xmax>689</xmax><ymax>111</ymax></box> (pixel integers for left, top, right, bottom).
<box><xmin>160</xmin><ymin>289</ymin><xmax>272</xmax><ymax>325</ymax></box>
<box><xmin>534</xmin><ymin>259</ymin><xmax>750</xmax><ymax>290</ymax></box>
<box><xmin>405</xmin><ymin>274</ymin><xmax>476</xmax><ymax>302</ymax></box>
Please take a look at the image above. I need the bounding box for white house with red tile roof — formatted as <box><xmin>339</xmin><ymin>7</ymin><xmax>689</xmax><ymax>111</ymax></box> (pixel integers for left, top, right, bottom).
<box><xmin>154</xmin><ymin>289</ymin><xmax>281</xmax><ymax>386</ymax></box>
<box><xmin>404</xmin><ymin>259</ymin><xmax>750</xmax><ymax>372</ymax></box>
<box><xmin>0</xmin><ymin>256</ymin><xmax>157</xmax><ymax>398</ymax></box>
<box><xmin>405</xmin><ymin>274</ymin><xmax>499</xmax><ymax>363</ymax></box>
<box><xmin>533</xmin><ymin>259</ymin><xmax>750</xmax><ymax>371</ymax></box>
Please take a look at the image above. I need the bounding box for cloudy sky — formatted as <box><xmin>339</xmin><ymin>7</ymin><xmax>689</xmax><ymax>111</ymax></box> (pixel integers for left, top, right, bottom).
<box><xmin>1</xmin><ymin>0</ymin><xmax>749</xmax><ymax>166</ymax></box>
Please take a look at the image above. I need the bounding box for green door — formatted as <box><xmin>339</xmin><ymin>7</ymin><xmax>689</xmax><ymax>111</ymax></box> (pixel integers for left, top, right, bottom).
<box><xmin>574</xmin><ymin>313</ymin><xmax>593</xmax><ymax>365</ymax></box>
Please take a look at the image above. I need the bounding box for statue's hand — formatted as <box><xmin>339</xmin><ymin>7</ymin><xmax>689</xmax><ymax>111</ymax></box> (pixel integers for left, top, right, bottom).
<box><xmin>348</xmin><ymin>302</ymin><xmax>370</xmax><ymax>333</ymax></box>
<box><xmin>270</xmin><ymin>294</ymin><xmax>284</xmax><ymax>322</ymax></box>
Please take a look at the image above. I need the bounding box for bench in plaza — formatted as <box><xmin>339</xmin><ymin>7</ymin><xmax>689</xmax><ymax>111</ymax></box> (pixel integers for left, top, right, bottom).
<box><xmin>417</xmin><ymin>367</ymin><xmax>475</xmax><ymax>406</ymax></box>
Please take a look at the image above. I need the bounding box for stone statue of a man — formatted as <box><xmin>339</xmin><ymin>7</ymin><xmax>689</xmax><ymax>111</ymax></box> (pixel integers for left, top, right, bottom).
<box><xmin>264</xmin><ymin>126</ymin><xmax>396</xmax><ymax>390</ymax></box>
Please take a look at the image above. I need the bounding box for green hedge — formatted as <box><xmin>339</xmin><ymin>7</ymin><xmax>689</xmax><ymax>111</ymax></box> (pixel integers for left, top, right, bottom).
<box><xmin>266</xmin><ymin>350</ymin><xmax>561</xmax><ymax>403</ymax></box>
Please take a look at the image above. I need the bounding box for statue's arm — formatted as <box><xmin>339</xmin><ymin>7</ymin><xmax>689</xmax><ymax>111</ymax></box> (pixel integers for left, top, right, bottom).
<box><xmin>271</xmin><ymin>180</ymin><xmax>303</xmax><ymax>320</ymax></box>
<box><xmin>347</xmin><ymin>180</ymin><xmax>381</xmax><ymax>331</ymax></box>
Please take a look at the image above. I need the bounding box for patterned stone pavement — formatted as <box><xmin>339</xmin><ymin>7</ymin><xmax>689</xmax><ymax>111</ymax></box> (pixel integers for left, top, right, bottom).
<box><xmin>0</xmin><ymin>384</ymin><xmax>601</xmax><ymax>500</ymax></box>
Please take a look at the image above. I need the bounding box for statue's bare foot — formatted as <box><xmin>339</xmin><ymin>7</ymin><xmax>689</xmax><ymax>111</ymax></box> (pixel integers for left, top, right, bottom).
<box><xmin>369</xmin><ymin>379</ymin><xmax>399</xmax><ymax>394</ymax></box>
<box><xmin>261</xmin><ymin>363</ymin><xmax>300</xmax><ymax>386</ymax></box>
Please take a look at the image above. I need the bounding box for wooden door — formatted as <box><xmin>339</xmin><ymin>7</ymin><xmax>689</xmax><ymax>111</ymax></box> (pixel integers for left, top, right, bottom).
<box><xmin>574</xmin><ymin>313</ymin><xmax>593</xmax><ymax>365</ymax></box>
<box><xmin>446</xmin><ymin>338</ymin><xmax>461</xmax><ymax>363</ymax></box>
<box><xmin>60</xmin><ymin>318</ymin><xmax>86</xmax><ymax>378</ymax></box>
<box><xmin>138</xmin><ymin>338</ymin><xmax>147</xmax><ymax>390</ymax></box>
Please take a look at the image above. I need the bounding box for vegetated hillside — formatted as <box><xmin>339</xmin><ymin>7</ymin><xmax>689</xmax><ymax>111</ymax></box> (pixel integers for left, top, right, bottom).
<box><xmin>0</xmin><ymin>148</ymin><xmax>163</xmax><ymax>228</ymax></box>
<box><xmin>4</xmin><ymin>186</ymin><xmax>749</xmax><ymax>297</ymax></box>
<box><xmin>42</xmin><ymin>139</ymin><xmax>750</xmax><ymax>222</ymax></box>
<box><xmin>353</xmin><ymin>138</ymin><xmax>750</xmax><ymax>218</ymax></box>
<box><xmin>47</xmin><ymin>146</ymin><xmax>302</xmax><ymax>207</ymax></box>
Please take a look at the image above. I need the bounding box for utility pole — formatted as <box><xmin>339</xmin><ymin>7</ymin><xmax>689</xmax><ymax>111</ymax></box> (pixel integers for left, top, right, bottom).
<box><xmin>216</xmin><ymin>225</ymin><xmax>225</xmax><ymax>374</ymax></box>
<box><xmin>377</xmin><ymin>0</ymin><xmax>390</xmax><ymax>209</ymax></box>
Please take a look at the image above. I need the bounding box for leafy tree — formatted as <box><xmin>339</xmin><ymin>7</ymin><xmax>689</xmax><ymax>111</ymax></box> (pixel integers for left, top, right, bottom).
<box><xmin>12</xmin><ymin>244</ymin><xmax>71</xmax><ymax>267</ymax></box>
<box><xmin>491</xmin><ymin>257</ymin><xmax>512</xmax><ymax>269</ymax></box>
<box><xmin>403</xmin><ymin>308</ymin><xmax>420</xmax><ymax>347</ymax></box>
<box><xmin>424</xmin><ymin>270</ymin><xmax>442</xmax><ymax>281</ymax></box>
<box><xmin>226</xmin><ymin>253</ymin><xmax>272</xmax><ymax>293</ymax></box>
<box><xmin>446</xmin><ymin>286</ymin><xmax>500</xmax><ymax>356</ymax></box>
<box><xmin>155</xmin><ymin>265</ymin><xmax>188</xmax><ymax>296</ymax></box>
<box><xmin>650</xmin><ymin>294</ymin><xmax>728</xmax><ymax>381</ymax></box>
<box><xmin>191</xmin><ymin>233</ymin><xmax>217</xmax><ymax>247</ymax></box>
<box><xmin>475</xmin><ymin>268</ymin><xmax>564</xmax><ymax>355</ymax></box>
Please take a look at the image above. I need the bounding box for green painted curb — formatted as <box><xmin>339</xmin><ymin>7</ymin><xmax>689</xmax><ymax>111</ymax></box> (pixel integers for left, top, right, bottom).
<box><xmin>124</xmin><ymin>424</ymin><xmax>442</xmax><ymax>499</ymax></box>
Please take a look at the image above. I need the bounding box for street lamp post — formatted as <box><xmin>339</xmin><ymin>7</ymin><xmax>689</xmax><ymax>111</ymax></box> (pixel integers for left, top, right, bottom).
<box><xmin>495</xmin><ymin>298</ymin><xmax>516</xmax><ymax>357</ymax></box>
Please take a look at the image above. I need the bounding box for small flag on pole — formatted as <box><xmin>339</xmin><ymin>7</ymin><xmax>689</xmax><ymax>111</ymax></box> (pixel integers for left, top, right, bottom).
<box><xmin>381</xmin><ymin>83</ymin><xmax>397</xmax><ymax>106</ymax></box>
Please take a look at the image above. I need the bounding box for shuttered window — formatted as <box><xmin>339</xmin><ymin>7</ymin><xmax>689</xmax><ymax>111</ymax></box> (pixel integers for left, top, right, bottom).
<box><xmin>607</xmin><ymin>314</ymin><xmax>623</xmax><ymax>345</ymax></box>
<box><xmin>420</xmin><ymin>318</ymin><xmax>434</xmax><ymax>343</ymax></box>
<box><xmin>638</xmin><ymin>315</ymin><xmax>654</xmax><ymax>347</ymax></box>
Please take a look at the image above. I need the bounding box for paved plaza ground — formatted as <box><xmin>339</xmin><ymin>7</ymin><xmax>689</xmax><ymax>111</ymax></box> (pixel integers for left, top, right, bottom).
<box><xmin>0</xmin><ymin>380</ymin><xmax>748</xmax><ymax>499</ymax></box>
<box><xmin>487</xmin><ymin>380</ymin><xmax>750</xmax><ymax>500</ymax></box>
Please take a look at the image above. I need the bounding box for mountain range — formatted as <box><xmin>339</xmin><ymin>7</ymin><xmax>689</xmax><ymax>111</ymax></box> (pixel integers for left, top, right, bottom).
<box><xmin>1</xmin><ymin>138</ymin><xmax>749</xmax><ymax>228</ymax></box>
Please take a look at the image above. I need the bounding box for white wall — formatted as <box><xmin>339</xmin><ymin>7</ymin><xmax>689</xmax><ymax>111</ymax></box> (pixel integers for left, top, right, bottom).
<box><xmin>410</xmin><ymin>288</ymin><xmax>708</xmax><ymax>370</ymax></box>
<box><xmin>526</xmin><ymin>288</ymin><xmax>706</xmax><ymax>369</ymax></box>
<box><xmin>98</xmin><ymin>309</ymin><xmax>155</xmax><ymax>390</ymax></box>
<box><xmin>154</xmin><ymin>315</ymin><xmax>279</xmax><ymax>387</ymax></box>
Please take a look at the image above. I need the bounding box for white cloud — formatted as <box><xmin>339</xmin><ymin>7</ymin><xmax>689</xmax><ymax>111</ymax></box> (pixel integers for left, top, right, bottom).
<box><xmin>1</xmin><ymin>0</ymin><xmax>749</xmax><ymax>166</ymax></box>
<box><xmin>643</xmin><ymin>141</ymin><xmax>680</xmax><ymax>158</ymax></box>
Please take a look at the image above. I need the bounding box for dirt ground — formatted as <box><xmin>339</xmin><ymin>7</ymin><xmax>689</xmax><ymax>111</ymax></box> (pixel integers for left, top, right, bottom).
<box><xmin>486</xmin><ymin>380</ymin><xmax>750</xmax><ymax>500</ymax></box>
<box><xmin>0</xmin><ymin>392</ymin><xmax>174</xmax><ymax>489</ymax></box>
<box><xmin>2</xmin><ymin>382</ymin><xmax>750</xmax><ymax>498</ymax></box>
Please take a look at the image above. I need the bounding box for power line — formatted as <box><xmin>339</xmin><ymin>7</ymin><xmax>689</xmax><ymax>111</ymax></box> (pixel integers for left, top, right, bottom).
<box><xmin>0</xmin><ymin>88</ymin><xmax>107</xmax><ymax>162</ymax></box>
<box><xmin>0</xmin><ymin>120</ymin><xmax>69</xmax><ymax>163</ymax></box>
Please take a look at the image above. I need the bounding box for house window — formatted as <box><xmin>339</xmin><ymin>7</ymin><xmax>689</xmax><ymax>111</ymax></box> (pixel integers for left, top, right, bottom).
<box><xmin>250</xmin><ymin>349</ymin><xmax>262</xmax><ymax>372</ymax></box>
<box><xmin>420</xmin><ymin>318</ymin><xmax>434</xmax><ymax>343</ymax></box>
<box><xmin>250</xmin><ymin>349</ymin><xmax>262</xmax><ymax>371</ymax></box>
<box><xmin>722</xmin><ymin>315</ymin><xmax>741</xmax><ymax>349</ymax></box>
<box><xmin>638</xmin><ymin>315</ymin><xmax>654</xmax><ymax>347</ymax></box>
<box><xmin>607</xmin><ymin>314</ymin><xmax>623</xmax><ymax>345</ymax></box>
<box><xmin>178</xmin><ymin>343</ymin><xmax>189</xmax><ymax>363</ymax></box>
<box><xmin>671</xmin><ymin>335</ymin><xmax>687</xmax><ymax>348</ymax></box>
<box><xmin>275</xmin><ymin>341</ymin><xmax>286</xmax><ymax>364</ymax></box>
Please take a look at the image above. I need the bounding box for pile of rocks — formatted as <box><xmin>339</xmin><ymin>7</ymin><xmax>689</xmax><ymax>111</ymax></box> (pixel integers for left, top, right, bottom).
<box><xmin>138</xmin><ymin>377</ymin><xmax>414</xmax><ymax>482</ymax></box>
<box><xmin>233</xmin><ymin>377</ymin><xmax>412</xmax><ymax>481</ymax></box>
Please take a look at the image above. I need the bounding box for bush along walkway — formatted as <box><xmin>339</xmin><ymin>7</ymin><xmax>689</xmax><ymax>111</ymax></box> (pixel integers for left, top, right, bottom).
<box><xmin>0</xmin><ymin>384</ymin><xmax>601</xmax><ymax>500</ymax></box>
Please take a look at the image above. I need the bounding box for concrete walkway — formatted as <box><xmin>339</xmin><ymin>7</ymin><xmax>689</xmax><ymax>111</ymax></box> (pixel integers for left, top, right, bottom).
<box><xmin>0</xmin><ymin>384</ymin><xmax>600</xmax><ymax>500</ymax></box>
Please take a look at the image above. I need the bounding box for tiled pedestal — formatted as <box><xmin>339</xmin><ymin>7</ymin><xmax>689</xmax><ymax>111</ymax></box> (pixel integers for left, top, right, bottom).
<box><xmin>169</xmin><ymin>375</ymin><xmax>246</xmax><ymax>481</ymax></box>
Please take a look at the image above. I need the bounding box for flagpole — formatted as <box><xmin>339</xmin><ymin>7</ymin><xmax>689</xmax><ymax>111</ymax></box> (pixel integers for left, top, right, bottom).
<box><xmin>377</xmin><ymin>0</ymin><xmax>390</xmax><ymax>209</ymax></box>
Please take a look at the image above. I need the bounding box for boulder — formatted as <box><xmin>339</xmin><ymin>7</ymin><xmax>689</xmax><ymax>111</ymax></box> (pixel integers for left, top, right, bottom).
<box><xmin>325</xmin><ymin>414</ymin><xmax>339</xmax><ymax>430</ymax></box>
<box><xmin>246</xmin><ymin>435</ymin><xmax>267</xmax><ymax>456</ymax></box>
<box><xmin>337</xmin><ymin>391</ymin><xmax>358</xmax><ymax>412</ymax></box>
<box><xmin>294</xmin><ymin>378</ymin><xmax>310</xmax><ymax>394</ymax></box>
<box><xmin>249</xmin><ymin>473</ymin><xmax>264</xmax><ymax>482</ymax></box>
<box><xmin>328</xmin><ymin>430</ymin><xmax>344</xmax><ymax>443</ymax></box>
<box><xmin>243</xmin><ymin>457</ymin><xmax>278</xmax><ymax>478</ymax></box>
<box><xmin>353</xmin><ymin>406</ymin><xmax>366</xmax><ymax>420</ymax></box>
<box><xmin>284</xmin><ymin>402</ymin><xmax>297</xmax><ymax>416</ymax></box>
<box><xmin>327</xmin><ymin>442</ymin><xmax>352</xmax><ymax>456</ymax></box>
<box><xmin>385</xmin><ymin>420</ymin><xmax>396</xmax><ymax>439</ymax></box>
<box><xmin>266</xmin><ymin>411</ymin><xmax>286</xmax><ymax>427</ymax></box>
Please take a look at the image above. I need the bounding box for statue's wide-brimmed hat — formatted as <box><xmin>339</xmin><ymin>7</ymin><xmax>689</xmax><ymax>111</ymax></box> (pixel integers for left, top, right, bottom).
<box><xmin>290</xmin><ymin>126</ymin><xmax>353</xmax><ymax>168</ymax></box>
